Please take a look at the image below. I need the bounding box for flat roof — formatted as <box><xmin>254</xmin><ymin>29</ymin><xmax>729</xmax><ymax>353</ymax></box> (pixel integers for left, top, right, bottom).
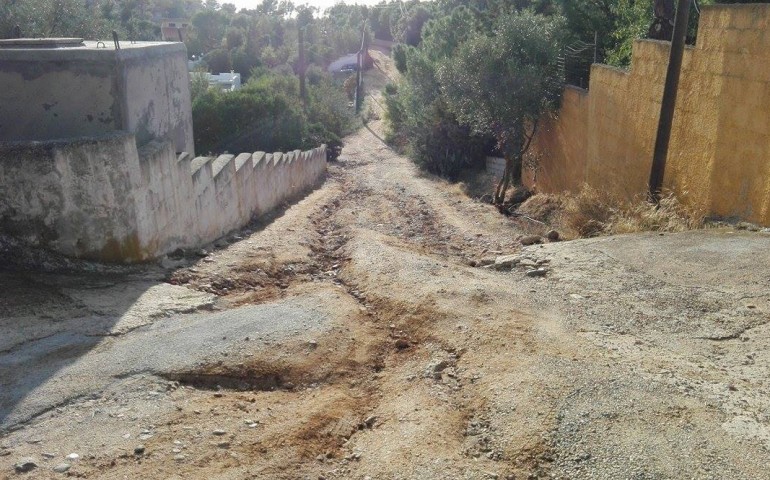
<box><xmin>0</xmin><ymin>39</ymin><xmax>186</xmax><ymax>61</ymax></box>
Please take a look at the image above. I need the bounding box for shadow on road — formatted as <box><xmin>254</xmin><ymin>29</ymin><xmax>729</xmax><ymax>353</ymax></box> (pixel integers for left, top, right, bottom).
<box><xmin>363</xmin><ymin>123</ymin><xmax>387</xmax><ymax>145</ymax></box>
<box><xmin>0</xmin><ymin>180</ymin><xmax>330</xmax><ymax>433</ymax></box>
<box><xmin>0</xmin><ymin>268</ymin><xmax>145</xmax><ymax>432</ymax></box>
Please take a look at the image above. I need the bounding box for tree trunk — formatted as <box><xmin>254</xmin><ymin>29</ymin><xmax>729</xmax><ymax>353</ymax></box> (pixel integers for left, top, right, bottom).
<box><xmin>493</xmin><ymin>126</ymin><xmax>525</xmax><ymax>204</ymax></box>
<box><xmin>494</xmin><ymin>157</ymin><xmax>512</xmax><ymax>204</ymax></box>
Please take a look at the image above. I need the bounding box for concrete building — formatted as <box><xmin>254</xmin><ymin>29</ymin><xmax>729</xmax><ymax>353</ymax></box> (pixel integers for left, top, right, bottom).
<box><xmin>160</xmin><ymin>19</ymin><xmax>191</xmax><ymax>42</ymax></box>
<box><xmin>192</xmin><ymin>71</ymin><xmax>242</xmax><ymax>92</ymax></box>
<box><xmin>0</xmin><ymin>38</ymin><xmax>194</xmax><ymax>154</ymax></box>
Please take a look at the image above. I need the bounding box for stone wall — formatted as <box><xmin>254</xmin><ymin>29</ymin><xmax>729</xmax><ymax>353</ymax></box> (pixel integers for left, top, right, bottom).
<box><xmin>0</xmin><ymin>135</ymin><xmax>326</xmax><ymax>262</ymax></box>
<box><xmin>527</xmin><ymin>4</ymin><xmax>770</xmax><ymax>225</ymax></box>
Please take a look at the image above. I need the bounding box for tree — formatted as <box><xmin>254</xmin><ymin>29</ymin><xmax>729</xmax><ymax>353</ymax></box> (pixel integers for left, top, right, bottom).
<box><xmin>192</xmin><ymin>9</ymin><xmax>228</xmax><ymax>51</ymax></box>
<box><xmin>438</xmin><ymin>11</ymin><xmax>564</xmax><ymax>203</ymax></box>
<box><xmin>1</xmin><ymin>0</ymin><xmax>109</xmax><ymax>39</ymax></box>
<box><xmin>391</xmin><ymin>4</ymin><xmax>433</xmax><ymax>46</ymax></box>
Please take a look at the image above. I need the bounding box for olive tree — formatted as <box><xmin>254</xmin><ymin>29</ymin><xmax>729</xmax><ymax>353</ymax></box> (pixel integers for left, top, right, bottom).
<box><xmin>438</xmin><ymin>11</ymin><xmax>564</xmax><ymax>204</ymax></box>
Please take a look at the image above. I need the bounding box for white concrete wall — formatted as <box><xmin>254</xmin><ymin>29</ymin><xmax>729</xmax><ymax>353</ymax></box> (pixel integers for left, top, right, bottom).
<box><xmin>486</xmin><ymin>156</ymin><xmax>506</xmax><ymax>178</ymax></box>
<box><xmin>0</xmin><ymin>42</ymin><xmax>194</xmax><ymax>155</ymax></box>
<box><xmin>120</xmin><ymin>43</ymin><xmax>195</xmax><ymax>155</ymax></box>
<box><xmin>0</xmin><ymin>134</ymin><xmax>327</xmax><ymax>262</ymax></box>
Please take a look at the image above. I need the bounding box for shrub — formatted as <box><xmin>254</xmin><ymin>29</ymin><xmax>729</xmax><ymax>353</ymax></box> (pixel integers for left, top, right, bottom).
<box><xmin>192</xmin><ymin>73</ymin><xmax>304</xmax><ymax>154</ymax></box>
<box><xmin>192</xmin><ymin>70</ymin><xmax>354</xmax><ymax>155</ymax></box>
<box><xmin>392</xmin><ymin>43</ymin><xmax>409</xmax><ymax>73</ymax></box>
<box><xmin>385</xmin><ymin>49</ymin><xmax>494</xmax><ymax>180</ymax></box>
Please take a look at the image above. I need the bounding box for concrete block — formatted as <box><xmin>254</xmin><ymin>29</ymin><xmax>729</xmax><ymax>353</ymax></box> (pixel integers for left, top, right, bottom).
<box><xmin>252</xmin><ymin>151</ymin><xmax>266</xmax><ymax>168</ymax></box>
<box><xmin>190</xmin><ymin>156</ymin><xmax>211</xmax><ymax>177</ymax></box>
<box><xmin>234</xmin><ymin>153</ymin><xmax>252</xmax><ymax>172</ymax></box>
<box><xmin>212</xmin><ymin>154</ymin><xmax>234</xmax><ymax>178</ymax></box>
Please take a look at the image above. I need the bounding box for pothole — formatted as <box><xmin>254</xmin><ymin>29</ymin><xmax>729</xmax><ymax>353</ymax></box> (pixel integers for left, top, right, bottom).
<box><xmin>162</xmin><ymin>371</ymin><xmax>285</xmax><ymax>392</ymax></box>
<box><xmin>159</xmin><ymin>362</ymin><xmax>298</xmax><ymax>392</ymax></box>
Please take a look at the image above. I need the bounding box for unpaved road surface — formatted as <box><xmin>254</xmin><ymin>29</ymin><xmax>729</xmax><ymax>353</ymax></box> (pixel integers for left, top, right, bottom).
<box><xmin>3</xmin><ymin>52</ymin><xmax>770</xmax><ymax>479</ymax></box>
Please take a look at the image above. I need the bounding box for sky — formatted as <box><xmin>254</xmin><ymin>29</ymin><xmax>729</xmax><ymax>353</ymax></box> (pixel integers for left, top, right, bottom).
<box><xmin>227</xmin><ymin>0</ymin><xmax>384</xmax><ymax>13</ymax></box>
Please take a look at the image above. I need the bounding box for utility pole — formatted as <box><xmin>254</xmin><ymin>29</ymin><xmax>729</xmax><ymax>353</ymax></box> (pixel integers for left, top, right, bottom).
<box><xmin>355</xmin><ymin>20</ymin><xmax>367</xmax><ymax>112</ymax></box>
<box><xmin>649</xmin><ymin>0</ymin><xmax>692</xmax><ymax>202</ymax></box>
<box><xmin>298</xmin><ymin>25</ymin><xmax>306</xmax><ymax>105</ymax></box>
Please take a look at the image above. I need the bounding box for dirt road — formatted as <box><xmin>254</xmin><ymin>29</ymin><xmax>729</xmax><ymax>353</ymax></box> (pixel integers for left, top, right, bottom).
<box><xmin>2</xmin><ymin>52</ymin><xmax>770</xmax><ymax>479</ymax></box>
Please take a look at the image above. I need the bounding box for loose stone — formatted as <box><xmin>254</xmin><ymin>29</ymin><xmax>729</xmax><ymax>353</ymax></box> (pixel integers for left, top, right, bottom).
<box><xmin>492</xmin><ymin>255</ymin><xmax>520</xmax><ymax>270</ymax></box>
<box><xmin>395</xmin><ymin>339</ymin><xmax>410</xmax><ymax>350</ymax></box>
<box><xmin>14</xmin><ymin>458</ymin><xmax>38</xmax><ymax>473</ymax></box>
<box><xmin>526</xmin><ymin>268</ymin><xmax>549</xmax><ymax>277</ymax></box>
<box><xmin>52</xmin><ymin>463</ymin><xmax>71</xmax><ymax>473</ymax></box>
<box><xmin>520</xmin><ymin>235</ymin><xmax>542</xmax><ymax>246</ymax></box>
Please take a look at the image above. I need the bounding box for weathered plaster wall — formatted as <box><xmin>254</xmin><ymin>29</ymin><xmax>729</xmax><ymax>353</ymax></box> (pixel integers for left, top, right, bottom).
<box><xmin>0</xmin><ymin>42</ymin><xmax>194</xmax><ymax>155</ymax></box>
<box><xmin>0</xmin><ymin>133</ymin><xmax>144</xmax><ymax>261</ymax></box>
<box><xmin>120</xmin><ymin>44</ymin><xmax>195</xmax><ymax>154</ymax></box>
<box><xmin>528</xmin><ymin>4</ymin><xmax>770</xmax><ymax>225</ymax></box>
<box><xmin>524</xmin><ymin>86</ymin><xmax>589</xmax><ymax>193</ymax></box>
<box><xmin>0</xmin><ymin>135</ymin><xmax>326</xmax><ymax>262</ymax></box>
<box><xmin>0</xmin><ymin>55</ymin><xmax>118</xmax><ymax>141</ymax></box>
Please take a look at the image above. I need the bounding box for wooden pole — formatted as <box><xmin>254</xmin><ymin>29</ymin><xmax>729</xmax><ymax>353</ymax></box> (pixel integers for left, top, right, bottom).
<box><xmin>649</xmin><ymin>0</ymin><xmax>692</xmax><ymax>202</ymax></box>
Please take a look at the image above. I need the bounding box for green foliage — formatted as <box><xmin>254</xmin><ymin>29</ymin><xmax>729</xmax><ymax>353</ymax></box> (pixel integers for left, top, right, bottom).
<box><xmin>192</xmin><ymin>74</ymin><xmax>304</xmax><ymax>154</ymax></box>
<box><xmin>438</xmin><ymin>10</ymin><xmax>563</xmax><ymax>196</ymax></box>
<box><xmin>419</xmin><ymin>6</ymin><xmax>479</xmax><ymax>62</ymax></box>
<box><xmin>190</xmin><ymin>71</ymin><xmax>211</xmax><ymax>104</ymax></box>
<box><xmin>369</xmin><ymin>2</ymin><xmax>400</xmax><ymax>41</ymax></box>
<box><xmin>556</xmin><ymin>0</ymin><xmax>617</xmax><ymax>58</ymax></box>
<box><xmin>439</xmin><ymin>11</ymin><xmax>563</xmax><ymax>145</ymax></box>
<box><xmin>306</xmin><ymin>77</ymin><xmax>357</xmax><ymax>141</ymax></box>
<box><xmin>391</xmin><ymin>4</ymin><xmax>434</xmax><ymax>46</ymax></box>
<box><xmin>604</xmin><ymin>0</ymin><xmax>652</xmax><ymax>67</ymax></box>
<box><xmin>386</xmin><ymin>3</ymin><xmax>565</xmax><ymax>193</ymax></box>
<box><xmin>204</xmin><ymin>48</ymin><xmax>231</xmax><ymax>73</ymax></box>
<box><xmin>385</xmin><ymin>47</ymin><xmax>492</xmax><ymax>180</ymax></box>
<box><xmin>392</xmin><ymin>44</ymin><xmax>409</xmax><ymax>74</ymax></box>
<box><xmin>192</xmin><ymin>70</ymin><xmax>355</xmax><ymax>155</ymax></box>
<box><xmin>0</xmin><ymin>0</ymin><xmax>113</xmax><ymax>39</ymax></box>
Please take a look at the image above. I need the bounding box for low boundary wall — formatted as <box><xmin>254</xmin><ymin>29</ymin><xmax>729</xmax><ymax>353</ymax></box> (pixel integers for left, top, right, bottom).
<box><xmin>0</xmin><ymin>134</ymin><xmax>326</xmax><ymax>262</ymax></box>
<box><xmin>527</xmin><ymin>4</ymin><xmax>770</xmax><ymax>226</ymax></box>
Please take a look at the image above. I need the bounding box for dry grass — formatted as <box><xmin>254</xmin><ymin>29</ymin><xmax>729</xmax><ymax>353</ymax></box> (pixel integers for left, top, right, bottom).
<box><xmin>516</xmin><ymin>194</ymin><xmax>565</xmax><ymax>226</ymax></box>
<box><xmin>458</xmin><ymin>166</ymin><xmax>707</xmax><ymax>240</ymax></box>
<box><xmin>558</xmin><ymin>185</ymin><xmax>707</xmax><ymax>239</ymax></box>
<box><xmin>457</xmin><ymin>169</ymin><xmax>499</xmax><ymax>201</ymax></box>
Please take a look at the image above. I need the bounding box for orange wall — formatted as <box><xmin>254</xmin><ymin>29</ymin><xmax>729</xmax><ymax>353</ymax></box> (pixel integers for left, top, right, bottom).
<box><xmin>528</xmin><ymin>4</ymin><xmax>770</xmax><ymax>225</ymax></box>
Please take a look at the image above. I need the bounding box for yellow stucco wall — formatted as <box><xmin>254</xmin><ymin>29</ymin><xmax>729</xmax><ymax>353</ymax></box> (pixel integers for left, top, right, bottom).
<box><xmin>528</xmin><ymin>4</ymin><xmax>770</xmax><ymax>225</ymax></box>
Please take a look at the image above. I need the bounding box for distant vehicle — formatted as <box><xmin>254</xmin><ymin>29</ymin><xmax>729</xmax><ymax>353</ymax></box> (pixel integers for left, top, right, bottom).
<box><xmin>339</xmin><ymin>63</ymin><xmax>358</xmax><ymax>73</ymax></box>
<box><xmin>328</xmin><ymin>53</ymin><xmax>359</xmax><ymax>73</ymax></box>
